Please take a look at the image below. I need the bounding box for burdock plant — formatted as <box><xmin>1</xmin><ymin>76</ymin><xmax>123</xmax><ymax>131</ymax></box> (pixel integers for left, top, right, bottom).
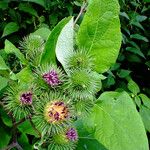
<box><xmin>4</xmin><ymin>84</ymin><xmax>35</xmax><ymax>119</ymax></box>
<box><xmin>35</xmin><ymin>64</ymin><xmax>66</xmax><ymax>90</ymax></box>
<box><xmin>0</xmin><ymin>0</ymin><xmax>135</xmax><ymax>150</ymax></box>
<box><xmin>33</xmin><ymin>92</ymin><xmax>74</xmax><ymax>135</ymax></box>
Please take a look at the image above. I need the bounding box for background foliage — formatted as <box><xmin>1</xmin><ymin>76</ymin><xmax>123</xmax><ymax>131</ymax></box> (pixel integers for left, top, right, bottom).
<box><xmin>0</xmin><ymin>0</ymin><xmax>150</xmax><ymax>149</ymax></box>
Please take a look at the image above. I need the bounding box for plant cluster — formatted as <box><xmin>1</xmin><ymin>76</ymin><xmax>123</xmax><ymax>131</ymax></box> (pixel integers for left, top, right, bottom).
<box><xmin>0</xmin><ymin>0</ymin><xmax>150</xmax><ymax>150</ymax></box>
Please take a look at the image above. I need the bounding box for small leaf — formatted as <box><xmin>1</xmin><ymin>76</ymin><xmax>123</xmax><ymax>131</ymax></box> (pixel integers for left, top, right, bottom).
<box><xmin>22</xmin><ymin>0</ymin><xmax>46</xmax><ymax>7</ymax></box>
<box><xmin>16</xmin><ymin>67</ymin><xmax>34</xmax><ymax>84</ymax></box>
<box><xmin>117</xmin><ymin>69</ymin><xmax>131</xmax><ymax>78</ymax></box>
<box><xmin>139</xmin><ymin>94</ymin><xmax>150</xmax><ymax>109</ymax></box>
<box><xmin>0</xmin><ymin>55</ymin><xmax>9</xmax><ymax>71</ymax></box>
<box><xmin>134</xmin><ymin>96</ymin><xmax>141</xmax><ymax>107</ymax></box>
<box><xmin>0</xmin><ymin>125</ymin><xmax>11</xmax><ymax>149</ymax></box>
<box><xmin>143</xmin><ymin>0</ymin><xmax>150</xmax><ymax>2</ymax></box>
<box><xmin>0</xmin><ymin>1</ymin><xmax>8</xmax><ymax>9</ymax></box>
<box><xmin>4</xmin><ymin>40</ymin><xmax>27</xmax><ymax>65</ymax></box>
<box><xmin>120</xmin><ymin>12</ymin><xmax>130</xmax><ymax>20</ymax></box>
<box><xmin>18</xmin><ymin>120</ymin><xmax>39</xmax><ymax>138</ymax></box>
<box><xmin>140</xmin><ymin>106</ymin><xmax>150</xmax><ymax>132</ymax></box>
<box><xmin>128</xmin><ymin>79</ymin><xmax>140</xmax><ymax>95</ymax></box>
<box><xmin>40</xmin><ymin>17</ymin><xmax>72</xmax><ymax>65</ymax></box>
<box><xmin>56</xmin><ymin>17</ymin><xmax>74</xmax><ymax>72</ymax></box>
<box><xmin>18</xmin><ymin>134</ymin><xmax>32</xmax><ymax>150</ymax></box>
<box><xmin>131</xmin><ymin>22</ymin><xmax>144</xmax><ymax>30</ymax></box>
<box><xmin>0</xmin><ymin>76</ymin><xmax>8</xmax><ymax>91</ymax></box>
<box><xmin>0</xmin><ymin>107</ymin><xmax>12</xmax><ymax>127</ymax></box>
<box><xmin>130</xmin><ymin>34</ymin><xmax>149</xmax><ymax>42</ymax></box>
<box><xmin>19</xmin><ymin>3</ymin><xmax>38</xmax><ymax>17</ymax></box>
<box><xmin>2</xmin><ymin>22</ymin><xmax>19</xmax><ymax>37</ymax></box>
<box><xmin>136</xmin><ymin>15</ymin><xmax>147</xmax><ymax>22</ymax></box>
<box><xmin>32</xmin><ymin>27</ymin><xmax>51</xmax><ymax>40</ymax></box>
<box><xmin>126</xmin><ymin>47</ymin><xmax>145</xmax><ymax>58</ymax></box>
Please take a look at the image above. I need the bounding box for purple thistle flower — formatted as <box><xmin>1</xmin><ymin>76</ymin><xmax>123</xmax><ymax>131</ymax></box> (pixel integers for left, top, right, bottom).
<box><xmin>42</xmin><ymin>70</ymin><xmax>60</xmax><ymax>86</ymax></box>
<box><xmin>66</xmin><ymin>128</ymin><xmax>78</xmax><ymax>141</ymax></box>
<box><xmin>20</xmin><ymin>92</ymin><xmax>32</xmax><ymax>105</ymax></box>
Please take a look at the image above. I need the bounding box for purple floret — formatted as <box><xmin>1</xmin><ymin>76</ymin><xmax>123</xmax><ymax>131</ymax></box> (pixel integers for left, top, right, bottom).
<box><xmin>42</xmin><ymin>70</ymin><xmax>60</xmax><ymax>86</ymax></box>
<box><xmin>20</xmin><ymin>92</ymin><xmax>32</xmax><ymax>105</ymax></box>
<box><xmin>66</xmin><ymin>128</ymin><xmax>78</xmax><ymax>141</ymax></box>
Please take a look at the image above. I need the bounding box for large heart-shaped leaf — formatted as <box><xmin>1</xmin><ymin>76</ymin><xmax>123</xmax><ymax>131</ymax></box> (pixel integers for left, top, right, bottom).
<box><xmin>40</xmin><ymin>17</ymin><xmax>72</xmax><ymax>65</ymax></box>
<box><xmin>77</xmin><ymin>92</ymin><xmax>148</xmax><ymax>150</ymax></box>
<box><xmin>77</xmin><ymin>0</ymin><xmax>122</xmax><ymax>73</ymax></box>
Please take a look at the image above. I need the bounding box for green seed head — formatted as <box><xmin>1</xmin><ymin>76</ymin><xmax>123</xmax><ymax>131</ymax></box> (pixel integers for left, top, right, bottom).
<box><xmin>66</xmin><ymin>69</ymin><xmax>99</xmax><ymax>99</ymax></box>
<box><xmin>66</xmin><ymin>49</ymin><xmax>94</xmax><ymax>70</ymax></box>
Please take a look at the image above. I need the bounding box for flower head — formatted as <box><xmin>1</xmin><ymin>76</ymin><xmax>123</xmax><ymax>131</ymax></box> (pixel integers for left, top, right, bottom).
<box><xmin>42</xmin><ymin>70</ymin><xmax>61</xmax><ymax>87</ymax></box>
<box><xmin>44</xmin><ymin>101</ymin><xmax>69</xmax><ymax>123</ymax></box>
<box><xmin>4</xmin><ymin>84</ymin><xmax>35</xmax><ymax>119</ymax></box>
<box><xmin>47</xmin><ymin>127</ymin><xmax>78</xmax><ymax>150</ymax></box>
<box><xmin>20</xmin><ymin>92</ymin><xmax>32</xmax><ymax>105</ymax></box>
<box><xmin>35</xmin><ymin>64</ymin><xmax>65</xmax><ymax>90</ymax></box>
<box><xmin>66</xmin><ymin>128</ymin><xmax>78</xmax><ymax>141</ymax></box>
<box><xmin>33</xmin><ymin>92</ymin><xmax>74</xmax><ymax>134</ymax></box>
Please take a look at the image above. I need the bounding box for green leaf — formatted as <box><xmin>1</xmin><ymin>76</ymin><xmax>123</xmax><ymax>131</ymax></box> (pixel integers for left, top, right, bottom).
<box><xmin>0</xmin><ymin>125</ymin><xmax>11</xmax><ymax>149</ymax></box>
<box><xmin>139</xmin><ymin>94</ymin><xmax>150</xmax><ymax>109</ymax></box>
<box><xmin>130</xmin><ymin>34</ymin><xmax>149</xmax><ymax>42</ymax></box>
<box><xmin>0</xmin><ymin>55</ymin><xmax>9</xmax><ymax>71</ymax></box>
<box><xmin>19</xmin><ymin>3</ymin><xmax>38</xmax><ymax>17</ymax></box>
<box><xmin>4</xmin><ymin>40</ymin><xmax>27</xmax><ymax>65</ymax></box>
<box><xmin>77</xmin><ymin>138</ymin><xmax>107</xmax><ymax>150</ymax></box>
<box><xmin>127</xmin><ymin>79</ymin><xmax>140</xmax><ymax>95</ymax></box>
<box><xmin>0</xmin><ymin>76</ymin><xmax>8</xmax><ymax>91</ymax></box>
<box><xmin>75</xmin><ymin>120</ymin><xmax>108</xmax><ymax>150</ymax></box>
<box><xmin>32</xmin><ymin>27</ymin><xmax>51</xmax><ymax>40</ymax></box>
<box><xmin>120</xmin><ymin>12</ymin><xmax>129</xmax><ymax>20</ymax></box>
<box><xmin>0</xmin><ymin>1</ymin><xmax>8</xmax><ymax>9</ymax></box>
<box><xmin>40</xmin><ymin>17</ymin><xmax>72</xmax><ymax>65</ymax></box>
<box><xmin>136</xmin><ymin>15</ymin><xmax>147</xmax><ymax>22</ymax></box>
<box><xmin>18</xmin><ymin>120</ymin><xmax>39</xmax><ymax>138</ymax></box>
<box><xmin>0</xmin><ymin>107</ymin><xmax>12</xmax><ymax>127</ymax></box>
<box><xmin>140</xmin><ymin>106</ymin><xmax>150</xmax><ymax>132</ymax></box>
<box><xmin>131</xmin><ymin>22</ymin><xmax>144</xmax><ymax>30</ymax></box>
<box><xmin>143</xmin><ymin>0</ymin><xmax>150</xmax><ymax>3</ymax></box>
<box><xmin>2</xmin><ymin>22</ymin><xmax>19</xmax><ymax>37</ymax></box>
<box><xmin>126</xmin><ymin>47</ymin><xmax>145</xmax><ymax>58</ymax></box>
<box><xmin>117</xmin><ymin>69</ymin><xmax>131</xmax><ymax>78</ymax></box>
<box><xmin>16</xmin><ymin>67</ymin><xmax>34</xmax><ymax>84</ymax></box>
<box><xmin>80</xmin><ymin>92</ymin><xmax>149</xmax><ymax>150</ymax></box>
<box><xmin>77</xmin><ymin>0</ymin><xmax>122</xmax><ymax>73</ymax></box>
<box><xmin>22</xmin><ymin>0</ymin><xmax>45</xmax><ymax>7</ymax></box>
<box><xmin>134</xmin><ymin>96</ymin><xmax>141</xmax><ymax>107</ymax></box>
<box><xmin>56</xmin><ymin>17</ymin><xmax>74</xmax><ymax>71</ymax></box>
<box><xmin>18</xmin><ymin>134</ymin><xmax>32</xmax><ymax>150</ymax></box>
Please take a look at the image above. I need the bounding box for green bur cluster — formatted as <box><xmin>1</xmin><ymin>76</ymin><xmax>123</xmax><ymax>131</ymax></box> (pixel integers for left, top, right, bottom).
<box><xmin>4</xmin><ymin>35</ymin><xmax>102</xmax><ymax>150</ymax></box>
